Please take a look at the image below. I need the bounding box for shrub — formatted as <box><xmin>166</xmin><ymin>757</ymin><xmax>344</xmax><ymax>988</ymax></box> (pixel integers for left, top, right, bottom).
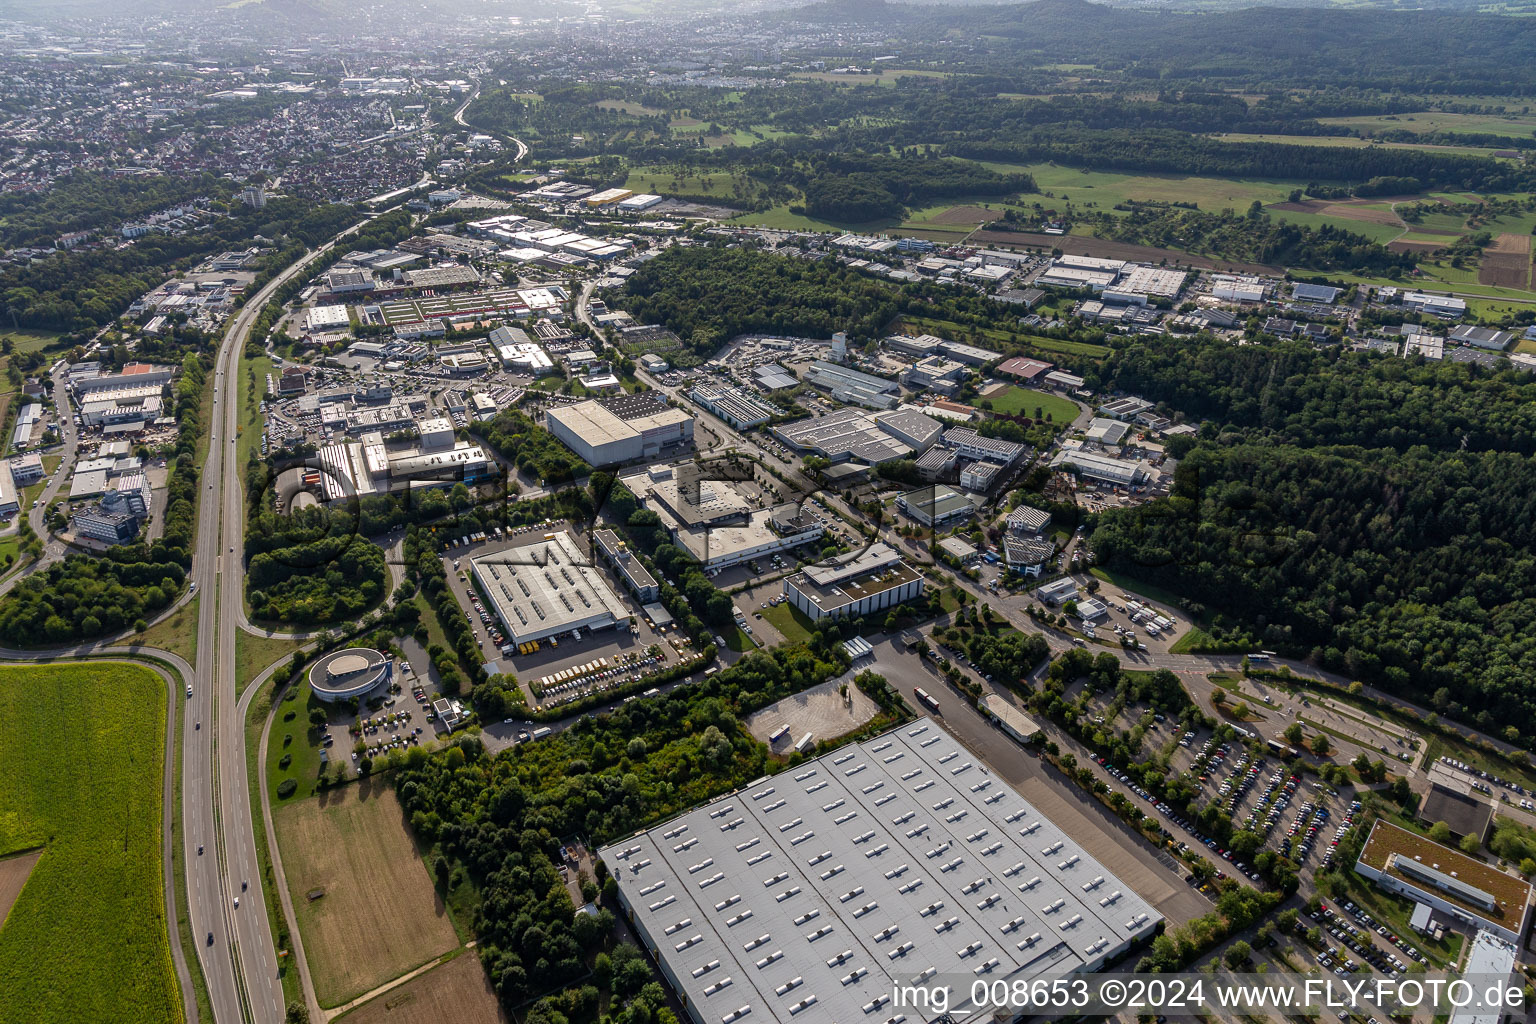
<box><xmin>276</xmin><ymin>778</ymin><xmax>298</xmax><ymax>799</ymax></box>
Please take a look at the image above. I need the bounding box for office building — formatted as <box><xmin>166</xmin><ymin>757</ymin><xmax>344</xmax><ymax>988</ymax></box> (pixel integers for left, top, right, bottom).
<box><xmin>1004</xmin><ymin>535</ymin><xmax>1054</xmax><ymax>576</ymax></box>
<box><xmin>960</xmin><ymin>460</ymin><xmax>1003</xmax><ymax>493</ymax></box>
<box><xmin>1402</xmin><ymin>292</ymin><xmax>1467</xmax><ymax>318</ymax></box>
<box><xmin>71</xmin><ymin>506</ymin><xmax>140</xmax><ymax>544</ymax></box>
<box><xmin>9</xmin><ymin>454</ymin><xmax>44</xmax><ymax>486</ymax></box>
<box><xmin>1036</xmin><ymin>577</ymin><xmax>1078</xmax><ymax>604</ymax></box>
<box><xmin>594</xmin><ymin>529</ymin><xmax>660</xmax><ymax>602</ymax></box>
<box><xmin>783</xmin><ymin>543</ymin><xmax>924</xmax><ymax>621</ymax></box>
<box><xmin>601</xmin><ymin>717</ymin><xmax>1160</xmax><ymax>1024</ymax></box>
<box><xmin>1006</xmin><ymin>506</ymin><xmax>1051</xmax><ymax>534</ymax></box>
<box><xmin>1356</xmin><ymin>822</ymin><xmax>1533</xmax><ymax>944</ymax></box>
<box><xmin>470</xmin><ymin>531</ymin><xmax>631</xmax><ymax>646</ymax></box>
<box><xmin>624</xmin><ymin>467</ymin><xmax>825</xmax><ymax>571</ymax></box>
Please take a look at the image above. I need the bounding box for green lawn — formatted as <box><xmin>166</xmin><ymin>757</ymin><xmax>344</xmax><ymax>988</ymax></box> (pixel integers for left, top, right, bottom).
<box><xmin>128</xmin><ymin>595</ymin><xmax>199</xmax><ymax>664</ymax></box>
<box><xmin>0</xmin><ymin>662</ymin><xmax>181</xmax><ymax>1024</ymax></box>
<box><xmin>265</xmin><ymin>679</ymin><xmax>328</xmax><ymax>804</ymax></box>
<box><xmin>723</xmin><ymin>624</ymin><xmax>758</xmax><ymax>652</ymax></box>
<box><xmin>1338</xmin><ymin>873</ymin><xmax>1463</xmax><ymax>967</ymax></box>
<box><xmin>238</xmin><ymin>352</ymin><xmax>274</xmax><ymax>471</ymax></box>
<box><xmin>976</xmin><ymin>387</ymin><xmax>1080</xmax><ymax>424</ymax></box>
<box><xmin>763</xmin><ymin>601</ymin><xmax>815</xmax><ymax>644</ymax></box>
<box><xmin>1261</xmin><ymin>208</ymin><xmax>1407</xmax><ymax>245</ymax></box>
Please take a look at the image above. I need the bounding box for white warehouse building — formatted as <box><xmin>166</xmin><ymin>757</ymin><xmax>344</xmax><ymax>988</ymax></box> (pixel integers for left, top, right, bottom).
<box><xmin>601</xmin><ymin>718</ymin><xmax>1161</xmax><ymax>1024</ymax></box>
<box><xmin>469</xmin><ymin>531</ymin><xmax>631</xmax><ymax>646</ymax></box>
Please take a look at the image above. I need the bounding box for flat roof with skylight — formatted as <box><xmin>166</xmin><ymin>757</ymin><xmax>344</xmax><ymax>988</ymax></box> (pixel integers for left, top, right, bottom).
<box><xmin>601</xmin><ymin>719</ymin><xmax>1161</xmax><ymax>1024</ymax></box>
<box><xmin>470</xmin><ymin>531</ymin><xmax>631</xmax><ymax>646</ymax></box>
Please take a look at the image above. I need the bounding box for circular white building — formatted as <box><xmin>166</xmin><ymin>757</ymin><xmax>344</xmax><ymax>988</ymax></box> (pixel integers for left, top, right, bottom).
<box><xmin>308</xmin><ymin>648</ymin><xmax>392</xmax><ymax>703</ymax></box>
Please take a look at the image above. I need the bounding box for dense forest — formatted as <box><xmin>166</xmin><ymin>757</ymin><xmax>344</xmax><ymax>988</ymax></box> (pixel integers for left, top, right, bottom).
<box><xmin>1087</xmin><ymin>335</ymin><xmax>1536</xmax><ymax>738</ymax></box>
<box><xmin>245</xmin><ymin>504</ymin><xmax>388</xmax><ymax>625</ymax></box>
<box><xmin>474</xmin><ymin>409</ymin><xmax>591</xmax><ymax>484</ymax></box>
<box><xmin>617</xmin><ymin>246</ymin><xmax>905</xmax><ymax>354</ymax></box>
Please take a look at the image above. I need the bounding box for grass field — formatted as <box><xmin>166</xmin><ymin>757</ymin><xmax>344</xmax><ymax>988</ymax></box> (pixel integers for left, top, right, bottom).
<box><xmin>763</xmin><ymin>601</ymin><xmax>815</xmax><ymax>644</ymax></box>
<box><xmin>237</xmin><ymin>629</ymin><xmax>306</xmax><ymax>698</ymax></box>
<box><xmin>1259</xmin><ymin>208</ymin><xmax>1406</xmax><ymax>245</ymax></box>
<box><xmin>128</xmin><ymin>595</ymin><xmax>199</xmax><ymax>664</ymax></box>
<box><xmin>274</xmin><ymin>784</ymin><xmax>459</xmax><ymax>1007</ymax></box>
<box><xmin>0</xmin><ymin>662</ymin><xmax>181</xmax><ymax>1024</ymax></box>
<box><xmin>976</xmin><ymin>387</ymin><xmax>1080</xmax><ymax>424</ymax></box>
<box><xmin>332</xmin><ymin>949</ymin><xmax>502</xmax><ymax>1024</ymax></box>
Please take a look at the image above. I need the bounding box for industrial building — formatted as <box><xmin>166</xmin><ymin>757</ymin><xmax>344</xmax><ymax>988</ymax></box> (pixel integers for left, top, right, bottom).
<box><xmin>0</xmin><ymin>471</ymin><xmax>17</xmax><ymax>517</ymax></box>
<box><xmin>1049</xmin><ymin>448</ymin><xmax>1150</xmax><ymax>487</ymax></box>
<box><xmin>896</xmin><ymin>484</ymin><xmax>974</xmax><ymax>528</ymax></box>
<box><xmin>489</xmin><ymin>325</ymin><xmax>556</xmax><ymax>374</ymax></box>
<box><xmin>691</xmin><ymin>385</ymin><xmax>780</xmax><ymax>429</ymax></box>
<box><xmin>1402</xmin><ymin>292</ymin><xmax>1467</xmax><ymax>318</ymax></box>
<box><xmin>1355</xmin><ymin>821</ymin><xmax>1533</xmax><ymax>944</ymax></box>
<box><xmin>313</xmin><ymin>419</ymin><xmax>492</xmax><ymax>503</ymax></box>
<box><xmin>71</xmin><ymin>506</ymin><xmax>140</xmax><ymax>544</ymax></box>
<box><xmin>997</xmin><ymin>357</ymin><xmax>1053</xmax><ymax>382</ymax></box>
<box><xmin>622</xmin><ymin>465</ymin><xmax>825</xmax><ymax>571</ymax></box>
<box><xmin>70</xmin><ymin>362</ymin><xmax>175</xmax><ymax>396</ymax></box>
<box><xmin>9</xmin><ymin>454</ymin><xmax>43</xmax><ymax>486</ymax></box>
<box><xmin>306</xmin><ymin>305</ymin><xmax>351</xmax><ymax>332</ymax></box>
<box><xmin>1209</xmin><ymin>275</ymin><xmax>1270</xmax><ymax>303</ymax></box>
<box><xmin>601</xmin><ymin>717</ymin><xmax>1160</xmax><ymax>1024</ymax></box>
<box><xmin>783</xmin><ymin>542</ymin><xmax>925</xmax><ymax>621</ymax></box>
<box><xmin>1036</xmin><ymin>577</ymin><xmax>1078</xmax><ymax>604</ymax></box>
<box><xmin>772</xmin><ymin>408</ymin><xmax>919</xmax><ymax>465</ymax></box>
<box><xmin>802</xmin><ymin>361</ymin><xmax>899</xmax><ymax>410</ymax></box>
<box><xmin>1417</xmin><ymin>763</ymin><xmax>1495</xmax><ymax>842</ymax></box>
<box><xmin>942</xmin><ymin>427</ymin><xmax>1024</xmax><ymax>466</ymax></box>
<box><xmin>1450</xmin><ymin>325</ymin><xmax>1515</xmax><ymax>350</ymax></box>
<box><xmin>1085</xmin><ymin>418</ymin><xmax>1131</xmax><ymax>445</ymax></box>
<box><xmin>1117</xmin><ymin>266</ymin><xmax>1187</xmax><ymax>299</ymax></box>
<box><xmin>470</xmin><ymin>531</ymin><xmax>631</xmax><ymax>646</ymax></box>
<box><xmin>1293</xmin><ymin>283</ymin><xmax>1340</xmax><ymax>304</ymax></box>
<box><xmin>901</xmin><ymin>355</ymin><xmax>967</xmax><ymax>396</ymax></box>
<box><xmin>546</xmin><ymin>395</ymin><xmax>694</xmax><ymax>467</ymax></box>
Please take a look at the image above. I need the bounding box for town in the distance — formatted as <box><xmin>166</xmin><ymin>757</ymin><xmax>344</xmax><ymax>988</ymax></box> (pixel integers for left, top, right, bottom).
<box><xmin>3</xmin><ymin>2</ymin><xmax>1536</xmax><ymax>1024</ymax></box>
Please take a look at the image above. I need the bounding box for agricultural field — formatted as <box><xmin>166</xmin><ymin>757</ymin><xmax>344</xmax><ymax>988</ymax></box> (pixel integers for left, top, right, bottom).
<box><xmin>1317</xmin><ymin>110</ymin><xmax>1536</xmax><ymax>137</ymax></box>
<box><xmin>1215</xmin><ymin>132</ymin><xmax>1511</xmax><ymax>159</ymax></box>
<box><xmin>333</xmin><ymin>950</ymin><xmax>504</xmax><ymax>1024</ymax></box>
<box><xmin>981</xmin><ymin>161</ymin><xmax>1306</xmax><ymax>212</ymax></box>
<box><xmin>0</xmin><ymin>662</ymin><xmax>180</xmax><ymax>1024</ymax></box>
<box><xmin>273</xmin><ymin>784</ymin><xmax>459</xmax><ymax>1007</ymax></box>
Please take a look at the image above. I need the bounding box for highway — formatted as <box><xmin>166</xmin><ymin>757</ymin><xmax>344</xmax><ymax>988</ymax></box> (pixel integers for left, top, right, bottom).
<box><xmin>185</xmin><ymin>216</ymin><xmax>387</xmax><ymax>1024</ymax></box>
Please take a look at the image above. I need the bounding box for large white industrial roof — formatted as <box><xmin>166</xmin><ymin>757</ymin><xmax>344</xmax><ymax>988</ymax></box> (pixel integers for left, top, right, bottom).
<box><xmin>601</xmin><ymin>719</ymin><xmax>1161</xmax><ymax>1024</ymax></box>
